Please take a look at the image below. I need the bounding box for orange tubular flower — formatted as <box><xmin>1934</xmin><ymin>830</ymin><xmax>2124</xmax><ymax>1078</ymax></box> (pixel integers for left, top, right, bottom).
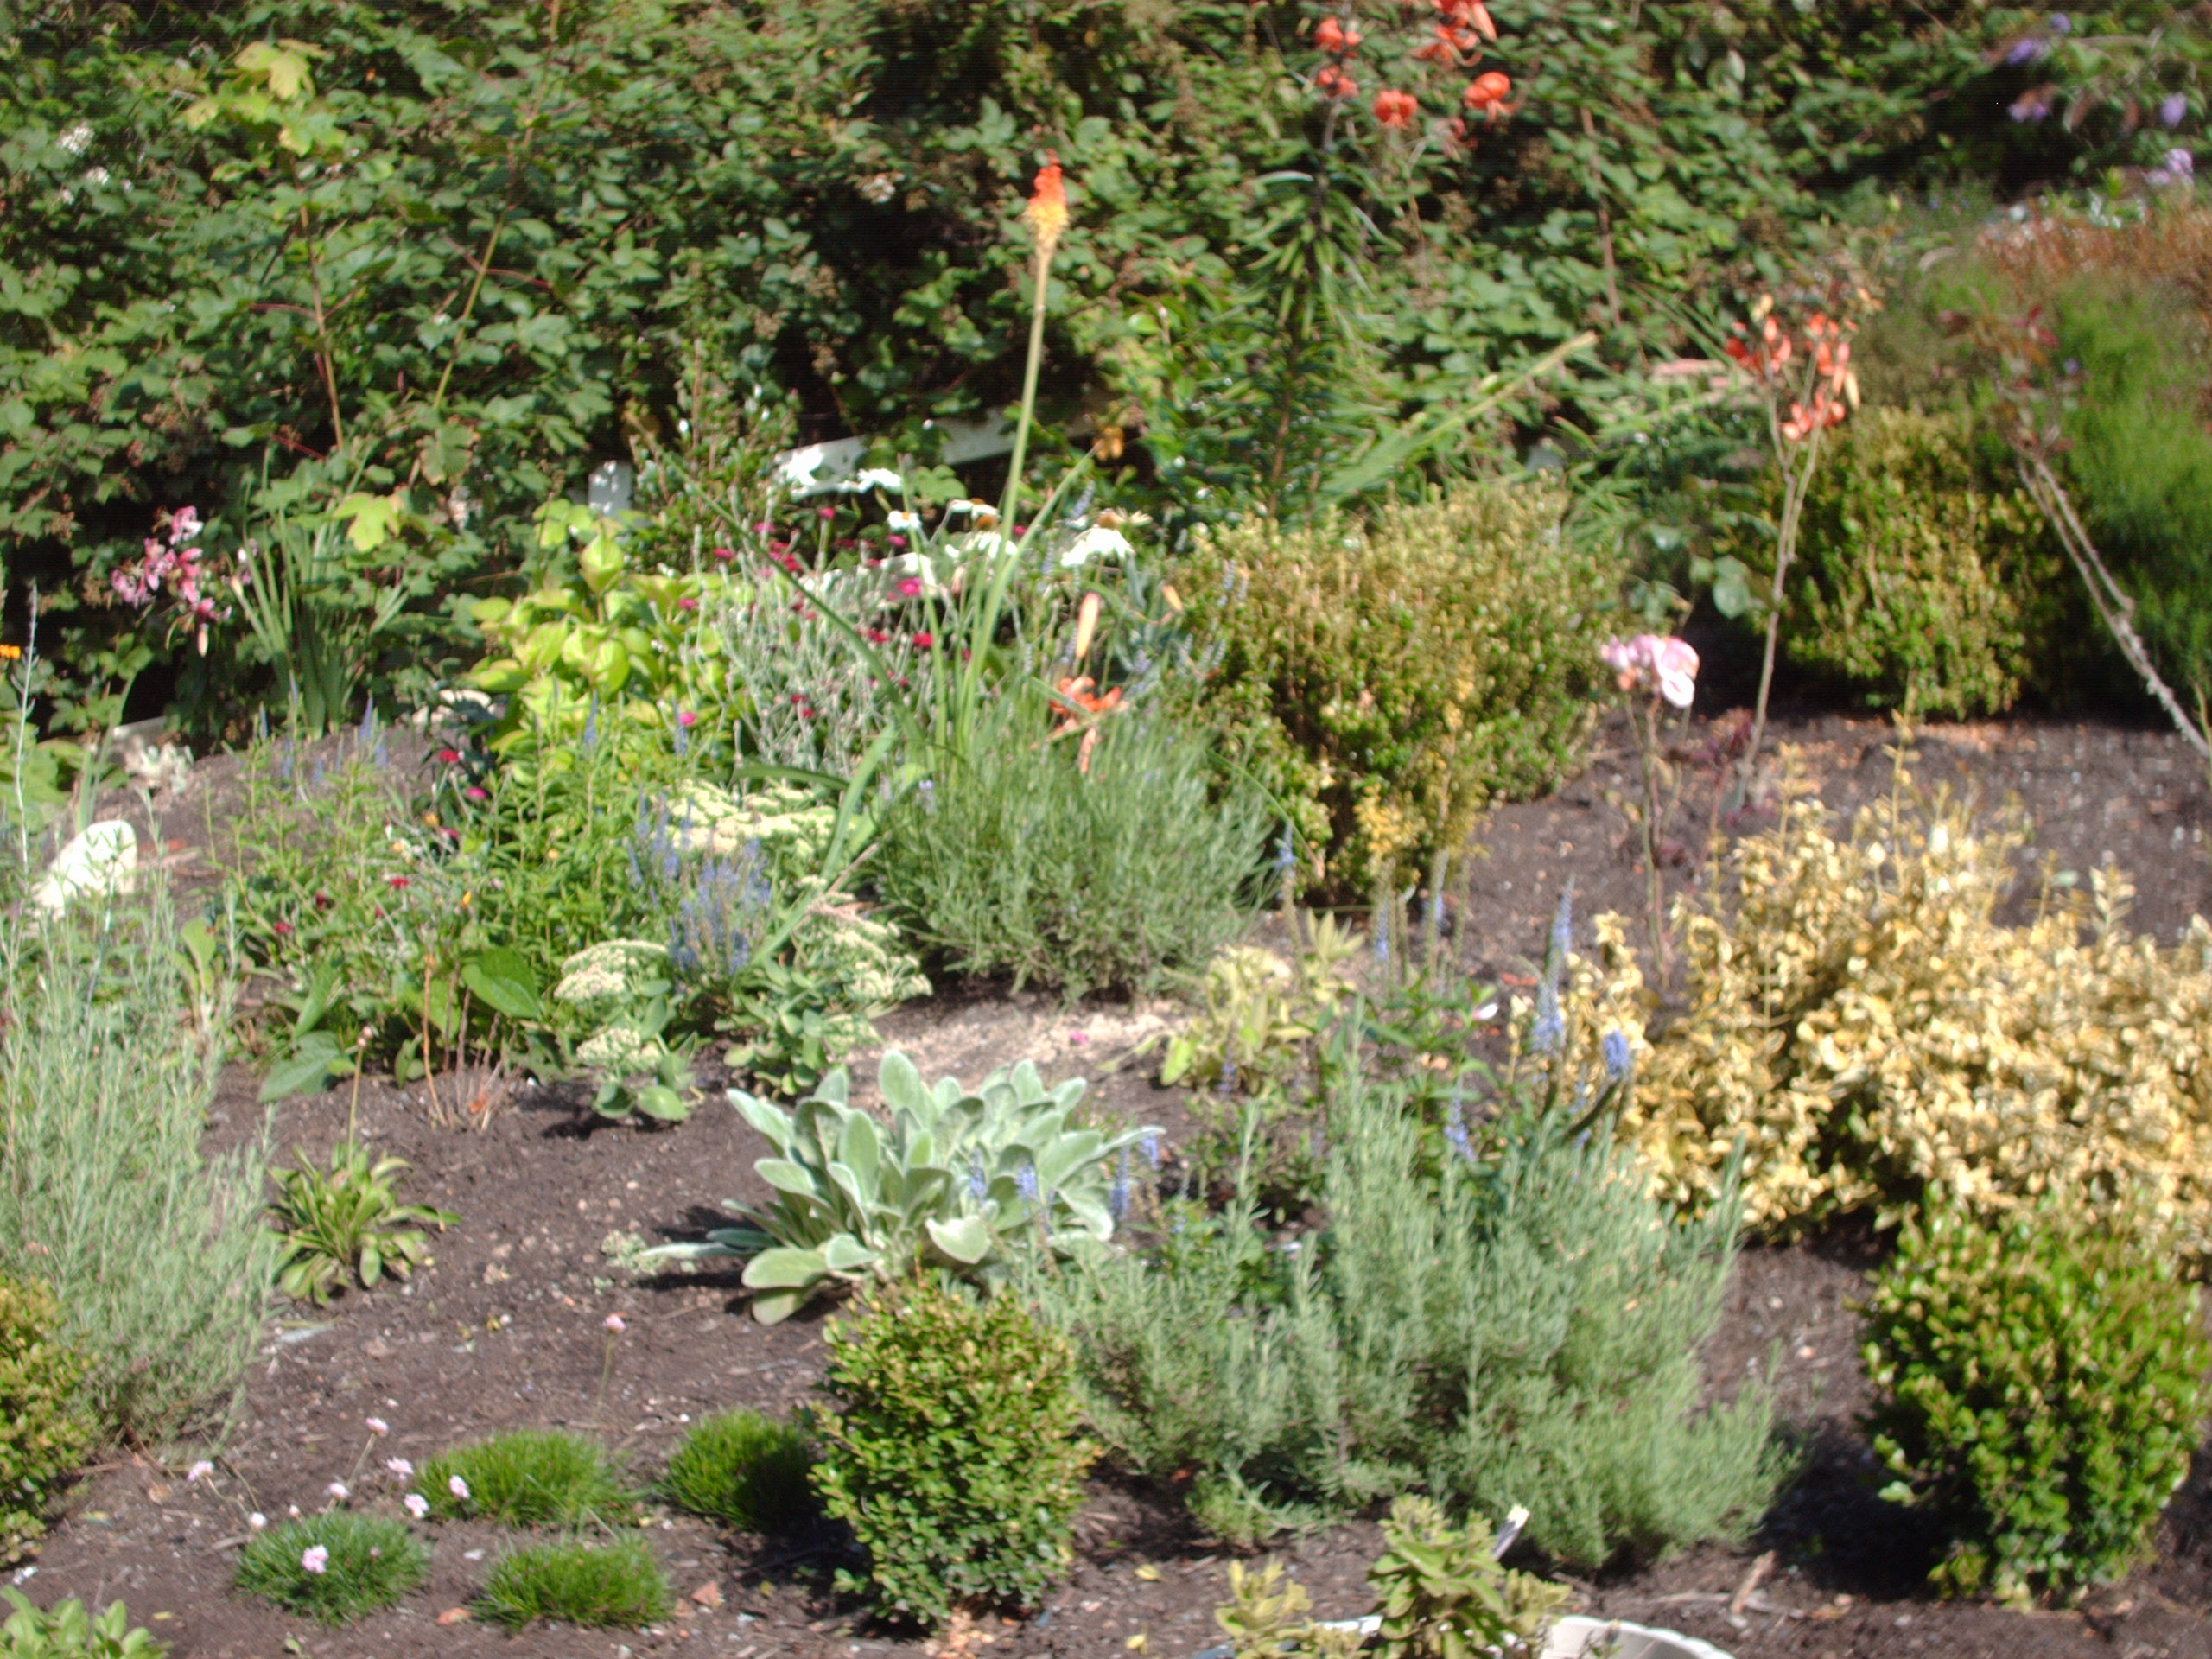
<box><xmin>1315</xmin><ymin>16</ymin><xmax>1362</xmax><ymax>54</ymax></box>
<box><xmin>1316</xmin><ymin>62</ymin><xmax>1357</xmax><ymax>98</ymax></box>
<box><xmin>1463</xmin><ymin>71</ymin><xmax>1511</xmax><ymax>113</ymax></box>
<box><xmin>1373</xmin><ymin>88</ymin><xmax>1419</xmax><ymax>128</ymax></box>
<box><xmin>1466</xmin><ymin>1</ymin><xmax>1498</xmax><ymax>41</ymax></box>
<box><xmin>1414</xmin><ymin>27</ymin><xmax>1460</xmax><ymax>63</ymax></box>
<box><xmin>1024</xmin><ymin>156</ymin><xmax>1068</xmax><ymax>257</ymax></box>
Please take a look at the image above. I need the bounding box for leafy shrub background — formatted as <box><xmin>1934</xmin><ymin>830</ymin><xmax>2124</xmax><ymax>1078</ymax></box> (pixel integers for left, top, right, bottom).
<box><xmin>808</xmin><ymin>1280</ymin><xmax>1092</xmax><ymax>1628</ymax></box>
<box><xmin>1863</xmin><ymin>1203</ymin><xmax>2209</xmax><ymax>1603</ymax></box>
<box><xmin>1169</xmin><ymin>480</ymin><xmax>1622</xmax><ymax>897</ymax></box>
<box><xmin>1774</xmin><ymin>406</ymin><xmax>2067</xmax><ymax>717</ymax></box>
<box><xmin>876</xmin><ymin>701</ymin><xmax>1268</xmax><ymax>997</ymax></box>
<box><xmin>0</xmin><ymin>1279</ymin><xmax>92</xmax><ymax>1564</ymax></box>
<box><xmin>1031</xmin><ymin>1063</ymin><xmax>1785</xmax><ymax>1567</ymax></box>
<box><xmin>5</xmin><ymin>0</ymin><xmax>2185</xmax><ymax>733</ymax></box>
<box><xmin>1566</xmin><ymin>773</ymin><xmax>2212</xmax><ymax>1249</ymax></box>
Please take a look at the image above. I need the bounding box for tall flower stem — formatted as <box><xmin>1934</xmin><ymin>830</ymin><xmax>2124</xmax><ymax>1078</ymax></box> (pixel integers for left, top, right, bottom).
<box><xmin>999</xmin><ymin>251</ymin><xmax>1052</xmax><ymax>537</ymax></box>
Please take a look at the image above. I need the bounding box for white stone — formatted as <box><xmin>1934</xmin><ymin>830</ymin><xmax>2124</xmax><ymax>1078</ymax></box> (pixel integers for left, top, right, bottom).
<box><xmin>30</xmin><ymin>820</ymin><xmax>139</xmax><ymax>914</ymax></box>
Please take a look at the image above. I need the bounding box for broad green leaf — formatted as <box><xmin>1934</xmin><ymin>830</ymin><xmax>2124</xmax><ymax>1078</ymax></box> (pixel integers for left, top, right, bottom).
<box><xmin>741</xmin><ymin>1247</ymin><xmax>828</xmax><ymax>1290</ymax></box>
<box><xmin>462</xmin><ymin>946</ymin><xmax>543</xmax><ymax>1021</ymax></box>
<box><xmin>879</xmin><ymin>1050</ymin><xmax>928</xmax><ymax>1116</ymax></box>
<box><xmin>756</xmin><ymin>1159</ymin><xmax>821</xmax><ymax>1197</ymax></box>
<box><xmin>260</xmin><ymin>1030</ymin><xmax>346</xmax><ymax>1102</ymax></box>
<box><xmin>926</xmin><ymin>1215</ymin><xmax>994</xmax><ymax>1265</ymax></box>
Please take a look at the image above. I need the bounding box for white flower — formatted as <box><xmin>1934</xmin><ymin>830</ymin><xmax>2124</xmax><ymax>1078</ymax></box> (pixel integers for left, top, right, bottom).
<box><xmin>300</xmin><ymin>1545</ymin><xmax>328</xmax><ymax>1575</ymax></box>
<box><xmin>887</xmin><ymin>509</ymin><xmax>921</xmax><ymax>533</ymax></box>
<box><xmin>57</xmin><ymin>123</ymin><xmax>92</xmax><ymax>156</ymax></box>
<box><xmin>185</xmin><ymin>1460</ymin><xmax>213</xmax><ymax>1484</ymax></box>
<box><xmin>327</xmin><ymin>1482</ymin><xmax>350</xmax><ymax>1502</ymax></box>
<box><xmin>851</xmin><ymin>467</ymin><xmax>904</xmax><ymax>493</ymax></box>
<box><xmin>404</xmin><ymin>1493</ymin><xmax>429</xmax><ymax>1520</ymax></box>
<box><xmin>943</xmin><ymin>499</ymin><xmax>991</xmax><ymax>518</ymax></box>
<box><xmin>385</xmin><ymin>1458</ymin><xmax>414</xmax><ymax>1478</ymax></box>
<box><xmin>365</xmin><ymin>1416</ymin><xmax>389</xmax><ymax>1436</ymax></box>
<box><xmin>81</xmin><ymin>166</ymin><xmax>109</xmax><ymax>187</ymax></box>
<box><xmin>1058</xmin><ymin>525</ymin><xmax>1133</xmax><ymax>568</ymax></box>
<box><xmin>248</xmin><ymin>1512</ymin><xmax>268</xmax><ymax>1530</ymax></box>
<box><xmin>448</xmin><ymin>1474</ymin><xmax>470</xmax><ymax>1500</ymax></box>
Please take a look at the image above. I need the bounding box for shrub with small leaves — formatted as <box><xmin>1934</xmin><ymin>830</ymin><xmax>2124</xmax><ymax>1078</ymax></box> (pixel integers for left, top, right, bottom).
<box><xmin>476</xmin><ymin>1538</ymin><xmax>671</xmax><ymax>1630</ymax></box>
<box><xmin>0</xmin><ymin>1279</ymin><xmax>93</xmax><ymax>1564</ymax></box>
<box><xmin>0</xmin><ymin>1593</ymin><xmax>166</xmax><ymax>1659</ymax></box>
<box><xmin>661</xmin><ymin>1409</ymin><xmax>814</xmax><ymax>1533</ymax></box>
<box><xmin>423</xmin><ymin>1430</ymin><xmax>628</xmax><ymax>1527</ymax></box>
<box><xmin>233</xmin><ymin>1515</ymin><xmax>428</xmax><ymax>1625</ymax></box>
<box><xmin>1863</xmin><ymin>1203</ymin><xmax>2211</xmax><ymax>1603</ymax></box>
<box><xmin>807</xmin><ymin>1280</ymin><xmax>1092</xmax><ymax>1628</ymax></box>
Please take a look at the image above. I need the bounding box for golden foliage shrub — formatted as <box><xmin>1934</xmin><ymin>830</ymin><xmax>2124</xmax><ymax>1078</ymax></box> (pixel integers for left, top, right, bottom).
<box><xmin>1561</xmin><ymin>771</ymin><xmax>2212</xmax><ymax>1250</ymax></box>
<box><xmin>1170</xmin><ymin>480</ymin><xmax>1624</xmax><ymax>898</ymax></box>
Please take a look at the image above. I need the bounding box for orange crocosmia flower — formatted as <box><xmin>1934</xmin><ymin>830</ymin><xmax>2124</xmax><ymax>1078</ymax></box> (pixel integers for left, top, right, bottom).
<box><xmin>1373</xmin><ymin>89</ymin><xmax>1419</xmax><ymax>129</ymax></box>
<box><xmin>1316</xmin><ymin>63</ymin><xmax>1357</xmax><ymax>98</ymax></box>
<box><xmin>1462</xmin><ymin>71</ymin><xmax>1510</xmax><ymax>111</ymax></box>
<box><xmin>1024</xmin><ymin>155</ymin><xmax>1068</xmax><ymax>255</ymax></box>
<box><xmin>1466</xmin><ymin>1</ymin><xmax>1498</xmax><ymax>40</ymax></box>
<box><xmin>1315</xmin><ymin>16</ymin><xmax>1362</xmax><ymax>54</ymax></box>
<box><xmin>1414</xmin><ymin>27</ymin><xmax>1460</xmax><ymax>63</ymax></box>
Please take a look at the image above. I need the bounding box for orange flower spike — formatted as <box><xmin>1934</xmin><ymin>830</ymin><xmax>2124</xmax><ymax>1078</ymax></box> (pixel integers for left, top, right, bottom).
<box><xmin>1071</xmin><ymin>591</ymin><xmax>1102</xmax><ymax>663</ymax></box>
<box><xmin>1024</xmin><ymin>155</ymin><xmax>1068</xmax><ymax>257</ymax></box>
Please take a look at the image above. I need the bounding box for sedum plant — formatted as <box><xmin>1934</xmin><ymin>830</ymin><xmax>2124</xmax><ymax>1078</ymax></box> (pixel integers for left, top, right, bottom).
<box><xmin>647</xmin><ymin>1051</ymin><xmax>1157</xmax><ymax>1323</ymax></box>
<box><xmin>1370</xmin><ymin>1497</ymin><xmax>1569</xmax><ymax>1659</ymax></box>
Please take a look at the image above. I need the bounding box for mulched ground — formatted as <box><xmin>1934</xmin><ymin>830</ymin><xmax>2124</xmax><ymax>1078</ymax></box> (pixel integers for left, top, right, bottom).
<box><xmin>22</xmin><ymin>708</ymin><xmax>2212</xmax><ymax>1659</ymax></box>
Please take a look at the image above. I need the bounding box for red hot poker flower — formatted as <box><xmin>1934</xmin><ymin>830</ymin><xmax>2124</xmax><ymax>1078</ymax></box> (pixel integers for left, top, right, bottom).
<box><xmin>1024</xmin><ymin>154</ymin><xmax>1068</xmax><ymax>256</ymax></box>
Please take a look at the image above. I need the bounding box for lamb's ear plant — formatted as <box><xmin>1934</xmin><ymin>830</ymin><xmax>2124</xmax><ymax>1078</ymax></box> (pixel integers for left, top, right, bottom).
<box><xmin>646</xmin><ymin>1050</ymin><xmax>1158</xmax><ymax>1323</ymax></box>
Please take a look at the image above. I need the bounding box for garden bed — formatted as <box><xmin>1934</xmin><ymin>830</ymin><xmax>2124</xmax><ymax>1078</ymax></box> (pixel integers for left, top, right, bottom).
<box><xmin>23</xmin><ymin>709</ymin><xmax>2212</xmax><ymax>1659</ymax></box>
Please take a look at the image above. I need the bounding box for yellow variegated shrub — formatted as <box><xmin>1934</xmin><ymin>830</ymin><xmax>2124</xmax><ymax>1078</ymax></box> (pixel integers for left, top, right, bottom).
<box><xmin>1561</xmin><ymin>774</ymin><xmax>2212</xmax><ymax>1252</ymax></box>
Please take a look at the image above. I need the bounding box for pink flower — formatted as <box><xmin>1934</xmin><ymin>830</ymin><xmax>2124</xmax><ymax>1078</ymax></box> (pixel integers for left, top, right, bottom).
<box><xmin>327</xmin><ymin>1481</ymin><xmax>350</xmax><ymax>1501</ymax></box>
<box><xmin>898</xmin><ymin>577</ymin><xmax>923</xmax><ymax>598</ymax></box>
<box><xmin>465</xmin><ymin>785</ymin><xmax>488</xmax><ymax>801</ymax></box>
<box><xmin>448</xmin><ymin>1474</ymin><xmax>470</xmax><ymax>1500</ymax></box>
<box><xmin>385</xmin><ymin>1458</ymin><xmax>414</xmax><ymax>1478</ymax></box>
<box><xmin>386</xmin><ymin>874</ymin><xmax>411</xmax><ymax>890</ymax></box>
<box><xmin>301</xmin><ymin>1545</ymin><xmax>329</xmax><ymax>1574</ymax></box>
<box><xmin>365</xmin><ymin>1416</ymin><xmax>389</xmax><ymax>1435</ymax></box>
<box><xmin>435</xmin><ymin>748</ymin><xmax>461</xmax><ymax>765</ymax></box>
<box><xmin>603</xmin><ymin>1313</ymin><xmax>626</xmax><ymax>1332</ymax></box>
<box><xmin>677</xmin><ymin>596</ymin><xmax>699</xmax><ymax>611</ymax></box>
<box><xmin>677</xmin><ymin>709</ymin><xmax>698</xmax><ymax>728</ymax></box>
<box><xmin>186</xmin><ymin>1460</ymin><xmax>214</xmax><ymax>1484</ymax></box>
<box><xmin>404</xmin><ymin>1493</ymin><xmax>429</xmax><ymax>1519</ymax></box>
<box><xmin>711</xmin><ymin>544</ymin><xmax>736</xmax><ymax>562</ymax></box>
<box><xmin>912</xmin><ymin>631</ymin><xmax>935</xmax><ymax>649</ymax></box>
<box><xmin>168</xmin><ymin>505</ymin><xmax>202</xmax><ymax>546</ymax></box>
<box><xmin>1599</xmin><ymin>635</ymin><xmax>1700</xmax><ymax>709</ymax></box>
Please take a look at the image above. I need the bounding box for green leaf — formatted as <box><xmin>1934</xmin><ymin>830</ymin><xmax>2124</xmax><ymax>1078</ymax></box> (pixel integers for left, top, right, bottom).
<box><xmin>635</xmin><ymin>1084</ymin><xmax>690</xmax><ymax>1122</ymax></box>
<box><xmin>462</xmin><ymin>946</ymin><xmax>543</xmax><ymax>1021</ymax></box>
<box><xmin>926</xmin><ymin>1215</ymin><xmax>994</xmax><ymax>1265</ymax></box>
<box><xmin>742</xmin><ymin>1246</ymin><xmax>829</xmax><ymax>1290</ymax></box>
<box><xmin>260</xmin><ymin>1030</ymin><xmax>346</xmax><ymax>1102</ymax></box>
<box><xmin>332</xmin><ymin>490</ymin><xmax>403</xmax><ymax>552</ymax></box>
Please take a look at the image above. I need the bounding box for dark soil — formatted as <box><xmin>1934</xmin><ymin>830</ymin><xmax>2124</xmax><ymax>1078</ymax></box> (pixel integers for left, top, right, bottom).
<box><xmin>21</xmin><ymin>710</ymin><xmax>2212</xmax><ymax>1658</ymax></box>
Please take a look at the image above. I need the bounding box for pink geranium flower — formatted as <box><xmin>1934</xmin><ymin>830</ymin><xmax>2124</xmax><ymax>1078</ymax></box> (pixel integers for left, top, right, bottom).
<box><xmin>1600</xmin><ymin>634</ymin><xmax>1700</xmax><ymax>709</ymax></box>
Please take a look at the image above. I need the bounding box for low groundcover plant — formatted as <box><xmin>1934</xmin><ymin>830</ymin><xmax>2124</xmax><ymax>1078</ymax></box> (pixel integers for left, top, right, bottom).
<box><xmin>234</xmin><ymin>1514</ymin><xmax>428</xmax><ymax>1625</ymax></box>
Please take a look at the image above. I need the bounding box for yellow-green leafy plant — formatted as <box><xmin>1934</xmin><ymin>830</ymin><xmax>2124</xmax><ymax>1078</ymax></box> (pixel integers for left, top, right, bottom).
<box><xmin>1212</xmin><ymin>1561</ymin><xmax>1363</xmax><ymax>1659</ymax></box>
<box><xmin>1160</xmin><ymin>916</ymin><xmax>1363</xmax><ymax>1094</ymax></box>
<box><xmin>270</xmin><ymin>1141</ymin><xmax>457</xmax><ymax>1305</ymax></box>
<box><xmin>1170</xmin><ymin>479</ymin><xmax>1624</xmax><ymax>897</ymax></box>
<box><xmin>1559</xmin><ymin>762</ymin><xmax>2212</xmax><ymax>1247</ymax></box>
<box><xmin>1776</xmin><ymin>407</ymin><xmax>2067</xmax><ymax>718</ymax></box>
<box><xmin>0</xmin><ymin>1592</ymin><xmax>167</xmax><ymax>1659</ymax></box>
<box><xmin>1370</xmin><ymin>1497</ymin><xmax>1570</xmax><ymax>1659</ymax></box>
<box><xmin>1863</xmin><ymin>1202</ymin><xmax>2210</xmax><ymax>1603</ymax></box>
<box><xmin>0</xmin><ymin>1279</ymin><xmax>93</xmax><ymax>1563</ymax></box>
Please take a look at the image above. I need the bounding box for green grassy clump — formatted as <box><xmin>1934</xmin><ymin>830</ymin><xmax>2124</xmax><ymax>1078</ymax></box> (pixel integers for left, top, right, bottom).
<box><xmin>661</xmin><ymin>1409</ymin><xmax>814</xmax><ymax>1533</ymax></box>
<box><xmin>233</xmin><ymin>1515</ymin><xmax>428</xmax><ymax>1625</ymax></box>
<box><xmin>423</xmin><ymin>1429</ymin><xmax>628</xmax><ymax>1526</ymax></box>
<box><xmin>476</xmin><ymin>1539</ymin><xmax>671</xmax><ymax>1630</ymax></box>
